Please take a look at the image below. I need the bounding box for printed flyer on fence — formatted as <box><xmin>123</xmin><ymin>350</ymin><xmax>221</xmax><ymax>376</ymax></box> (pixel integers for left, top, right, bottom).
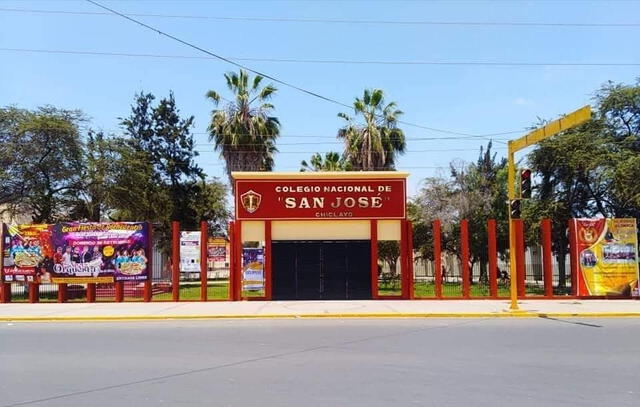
<box><xmin>2</xmin><ymin>224</ymin><xmax>53</xmax><ymax>283</ymax></box>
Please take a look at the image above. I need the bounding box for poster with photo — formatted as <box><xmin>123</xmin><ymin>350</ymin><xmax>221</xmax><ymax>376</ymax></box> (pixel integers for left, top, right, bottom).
<box><xmin>49</xmin><ymin>222</ymin><xmax>150</xmax><ymax>283</ymax></box>
<box><xmin>2</xmin><ymin>223</ymin><xmax>53</xmax><ymax>283</ymax></box>
<box><xmin>180</xmin><ymin>231</ymin><xmax>201</xmax><ymax>273</ymax></box>
<box><xmin>207</xmin><ymin>238</ymin><xmax>227</xmax><ymax>262</ymax></box>
<box><xmin>571</xmin><ymin>218</ymin><xmax>639</xmax><ymax>296</ymax></box>
<box><xmin>242</xmin><ymin>248</ymin><xmax>264</xmax><ymax>291</ymax></box>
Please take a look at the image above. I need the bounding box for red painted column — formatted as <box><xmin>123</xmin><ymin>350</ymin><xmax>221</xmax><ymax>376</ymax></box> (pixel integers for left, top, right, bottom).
<box><xmin>407</xmin><ymin>221</ymin><xmax>415</xmax><ymax>300</ymax></box>
<box><xmin>28</xmin><ymin>283</ymin><xmax>39</xmax><ymax>303</ymax></box>
<box><xmin>515</xmin><ymin>219</ymin><xmax>526</xmax><ymax>297</ymax></box>
<box><xmin>87</xmin><ymin>283</ymin><xmax>96</xmax><ymax>303</ymax></box>
<box><xmin>228</xmin><ymin>222</ymin><xmax>235</xmax><ymax>301</ymax></box>
<box><xmin>370</xmin><ymin>220</ymin><xmax>379</xmax><ymax>299</ymax></box>
<box><xmin>488</xmin><ymin>219</ymin><xmax>498</xmax><ymax>298</ymax></box>
<box><xmin>1</xmin><ymin>284</ymin><xmax>10</xmax><ymax>303</ymax></box>
<box><xmin>115</xmin><ymin>281</ymin><xmax>124</xmax><ymax>302</ymax></box>
<box><xmin>433</xmin><ymin>220</ymin><xmax>442</xmax><ymax>298</ymax></box>
<box><xmin>235</xmin><ymin>220</ymin><xmax>243</xmax><ymax>301</ymax></box>
<box><xmin>172</xmin><ymin>220</ymin><xmax>180</xmax><ymax>302</ymax></box>
<box><xmin>461</xmin><ymin>219</ymin><xmax>470</xmax><ymax>298</ymax></box>
<box><xmin>0</xmin><ymin>226</ymin><xmax>8</xmax><ymax>303</ymax></box>
<box><xmin>200</xmin><ymin>221</ymin><xmax>208</xmax><ymax>301</ymax></box>
<box><xmin>568</xmin><ymin>219</ymin><xmax>578</xmax><ymax>296</ymax></box>
<box><xmin>400</xmin><ymin>220</ymin><xmax>409</xmax><ymax>299</ymax></box>
<box><xmin>144</xmin><ymin>223</ymin><xmax>153</xmax><ymax>302</ymax></box>
<box><xmin>264</xmin><ymin>220</ymin><xmax>272</xmax><ymax>300</ymax></box>
<box><xmin>57</xmin><ymin>283</ymin><xmax>67</xmax><ymax>303</ymax></box>
<box><xmin>541</xmin><ymin>219</ymin><xmax>553</xmax><ymax>298</ymax></box>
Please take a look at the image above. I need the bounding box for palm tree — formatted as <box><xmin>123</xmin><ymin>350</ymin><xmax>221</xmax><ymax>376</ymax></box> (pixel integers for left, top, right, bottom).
<box><xmin>338</xmin><ymin>88</ymin><xmax>406</xmax><ymax>171</ymax></box>
<box><xmin>300</xmin><ymin>151</ymin><xmax>352</xmax><ymax>172</ymax></box>
<box><xmin>206</xmin><ymin>69</ymin><xmax>280</xmax><ymax>189</ymax></box>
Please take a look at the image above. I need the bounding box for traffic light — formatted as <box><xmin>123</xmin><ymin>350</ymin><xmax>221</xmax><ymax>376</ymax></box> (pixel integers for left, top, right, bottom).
<box><xmin>510</xmin><ymin>199</ymin><xmax>521</xmax><ymax>219</ymax></box>
<box><xmin>520</xmin><ymin>169</ymin><xmax>532</xmax><ymax>199</ymax></box>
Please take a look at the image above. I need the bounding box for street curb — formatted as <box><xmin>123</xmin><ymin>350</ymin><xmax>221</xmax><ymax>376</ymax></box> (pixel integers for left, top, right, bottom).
<box><xmin>1</xmin><ymin>312</ymin><xmax>640</xmax><ymax>322</ymax></box>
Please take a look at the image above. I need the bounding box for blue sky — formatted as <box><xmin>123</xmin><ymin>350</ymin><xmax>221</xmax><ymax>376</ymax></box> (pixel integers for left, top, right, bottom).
<box><xmin>1</xmin><ymin>0</ymin><xmax>639</xmax><ymax>195</ymax></box>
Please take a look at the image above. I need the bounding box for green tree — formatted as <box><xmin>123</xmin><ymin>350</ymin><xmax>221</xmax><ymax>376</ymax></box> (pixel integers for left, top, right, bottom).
<box><xmin>300</xmin><ymin>151</ymin><xmax>352</xmax><ymax>172</ymax></box>
<box><xmin>206</xmin><ymin>69</ymin><xmax>280</xmax><ymax>189</ymax></box>
<box><xmin>0</xmin><ymin>106</ymin><xmax>85</xmax><ymax>223</ymax></box>
<box><xmin>338</xmin><ymin>89</ymin><xmax>405</xmax><ymax>171</ymax></box>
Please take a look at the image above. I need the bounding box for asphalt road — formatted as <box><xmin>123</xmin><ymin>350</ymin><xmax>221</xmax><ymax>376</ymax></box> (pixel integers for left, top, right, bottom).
<box><xmin>1</xmin><ymin>318</ymin><xmax>639</xmax><ymax>407</ymax></box>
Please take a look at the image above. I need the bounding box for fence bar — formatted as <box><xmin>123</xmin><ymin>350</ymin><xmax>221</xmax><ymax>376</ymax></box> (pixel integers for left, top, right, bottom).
<box><xmin>488</xmin><ymin>219</ymin><xmax>498</xmax><ymax>298</ymax></box>
<box><xmin>461</xmin><ymin>219</ymin><xmax>470</xmax><ymax>298</ymax></box>
<box><xmin>200</xmin><ymin>221</ymin><xmax>208</xmax><ymax>302</ymax></box>
<box><xmin>172</xmin><ymin>220</ymin><xmax>180</xmax><ymax>302</ymax></box>
<box><xmin>265</xmin><ymin>220</ymin><xmax>273</xmax><ymax>300</ymax></box>
<box><xmin>143</xmin><ymin>223</ymin><xmax>152</xmax><ymax>302</ymax></box>
<box><xmin>87</xmin><ymin>283</ymin><xmax>96</xmax><ymax>302</ymax></box>
<box><xmin>28</xmin><ymin>283</ymin><xmax>39</xmax><ymax>303</ymax></box>
<box><xmin>433</xmin><ymin>220</ymin><xmax>442</xmax><ymax>298</ymax></box>
<box><xmin>568</xmin><ymin>219</ymin><xmax>578</xmax><ymax>296</ymax></box>
<box><xmin>370</xmin><ymin>220</ymin><xmax>379</xmax><ymax>299</ymax></box>
<box><xmin>115</xmin><ymin>282</ymin><xmax>124</xmax><ymax>302</ymax></box>
<box><xmin>1</xmin><ymin>283</ymin><xmax>10</xmax><ymax>303</ymax></box>
<box><xmin>228</xmin><ymin>221</ymin><xmax>236</xmax><ymax>301</ymax></box>
<box><xmin>57</xmin><ymin>283</ymin><xmax>67</xmax><ymax>303</ymax></box>
<box><xmin>541</xmin><ymin>219</ymin><xmax>553</xmax><ymax>298</ymax></box>
<box><xmin>235</xmin><ymin>220</ymin><xmax>243</xmax><ymax>301</ymax></box>
<box><xmin>515</xmin><ymin>219</ymin><xmax>526</xmax><ymax>297</ymax></box>
<box><xmin>407</xmin><ymin>221</ymin><xmax>415</xmax><ymax>300</ymax></box>
<box><xmin>400</xmin><ymin>220</ymin><xmax>409</xmax><ymax>299</ymax></box>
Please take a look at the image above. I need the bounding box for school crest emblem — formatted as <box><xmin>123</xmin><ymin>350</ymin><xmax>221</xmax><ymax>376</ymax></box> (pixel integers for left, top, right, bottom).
<box><xmin>240</xmin><ymin>190</ymin><xmax>262</xmax><ymax>214</ymax></box>
<box><xmin>579</xmin><ymin>226</ymin><xmax>598</xmax><ymax>244</ymax></box>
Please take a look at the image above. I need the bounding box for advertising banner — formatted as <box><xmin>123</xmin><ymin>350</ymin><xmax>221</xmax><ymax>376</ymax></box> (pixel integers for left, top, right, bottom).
<box><xmin>571</xmin><ymin>218</ymin><xmax>639</xmax><ymax>296</ymax></box>
<box><xmin>235</xmin><ymin>178</ymin><xmax>406</xmax><ymax>220</ymax></box>
<box><xmin>242</xmin><ymin>248</ymin><xmax>264</xmax><ymax>291</ymax></box>
<box><xmin>2</xmin><ymin>224</ymin><xmax>53</xmax><ymax>283</ymax></box>
<box><xmin>207</xmin><ymin>237</ymin><xmax>227</xmax><ymax>262</ymax></box>
<box><xmin>49</xmin><ymin>222</ymin><xmax>150</xmax><ymax>283</ymax></box>
<box><xmin>180</xmin><ymin>231</ymin><xmax>201</xmax><ymax>273</ymax></box>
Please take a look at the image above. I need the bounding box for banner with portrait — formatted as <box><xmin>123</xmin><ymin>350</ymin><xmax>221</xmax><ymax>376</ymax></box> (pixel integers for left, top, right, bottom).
<box><xmin>571</xmin><ymin>218</ymin><xmax>639</xmax><ymax>296</ymax></box>
<box><xmin>2</xmin><ymin>224</ymin><xmax>53</xmax><ymax>283</ymax></box>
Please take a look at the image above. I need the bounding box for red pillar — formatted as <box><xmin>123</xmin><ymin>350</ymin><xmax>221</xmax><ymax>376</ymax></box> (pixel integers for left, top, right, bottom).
<box><xmin>200</xmin><ymin>221</ymin><xmax>208</xmax><ymax>302</ymax></box>
<box><xmin>568</xmin><ymin>219</ymin><xmax>578</xmax><ymax>296</ymax></box>
<box><xmin>228</xmin><ymin>222</ymin><xmax>235</xmax><ymax>301</ymax></box>
<box><xmin>172</xmin><ymin>220</ymin><xmax>180</xmax><ymax>302</ymax></box>
<box><xmin>541</xmin><ymin>219</ymin><xmax>553</xmax><ymax>298</ymax></box>
<box><xmin>87</xmin><ymin>283</ymin><xmax>96</xmax><ymax>303</ymax></box>
<box><xmin>144</xmin><ymin>223</ymin><xmax>153</xmax><ymax>302</ymax></box>
<box><xmin>400</xmin><ymin>220</ymin><xmax>409</xmax><ymax>299</ymax></box>
<box><xmin>264</xmin><ymin>220</ymin><xmax>272</xmax><ymax>300</ymax></box>
<box><xmin>433</xmin><ymin>220</ymin><xmax>442</xmax><ymax>298</ymax></box>
<box><xmin>370</xmin><ymin>220</ymin><xmax>379</xmax><ymax>299</ymax></box>
<box><xmin>407</xmin><ymin>221</ymin><xmax>415</xmax><ymax>300</ymax></box>
<box><xmin>515</xmin><ymin>219</ymin><xmax>526</xmax><ymax>297</ymax></box>
<box><xmin>57</xmin><ymin>283</ymin><xmax>67</xmax><ymax>303</ymax></box>
<box><xmin>28</xmin><ymin>283</ymin><xmax>39</xmax><ymax>303</ymax></box>
<box><xmin>488</xmin><ymin>219</ymin><xmax>498</xmax><ymax>298</ymax></box>
<box><xmin>1</xmin><ymin>284</ymin><xmax>10</xmax><ymax>303</ymax></box>
<box><xmin>460</xmin><ymin>219</ymin><xmax>470</xmax><ymax>299</ymax></box>
<box><xmin>115</xmin><ymin>282</ymin><xmax>124</xmax><ymax>302</ymax></box>
<box><xmin>235</xmin><ymin>220</ymin><xmax>243</xmax><ymax>301</ymax></box>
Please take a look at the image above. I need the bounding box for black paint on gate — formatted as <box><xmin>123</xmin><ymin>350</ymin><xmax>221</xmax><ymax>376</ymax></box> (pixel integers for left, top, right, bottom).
<box><xmin>272</xmin><ymin>240</ymin><xmax>371</xmax><ymax>300</ymax></box>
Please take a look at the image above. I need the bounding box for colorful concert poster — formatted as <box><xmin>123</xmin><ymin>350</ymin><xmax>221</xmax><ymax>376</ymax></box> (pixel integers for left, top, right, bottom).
<box><xmin>49</xmin><ymin>222</ymin><xmax>150</xmax><ymax>283</ymax></box>
<box><xmin>2</xmin><ymin>224</ymin><xmax>53</xmax><ymax>283</ymax></box>
<box><xmin>571</xmin><ymin>218</ymin><xmax>639</xmax><ymax>296</ymax></box>
<box><xmin>207</xmin><ymin>238</ymin><xmax>227</xmax><ymax>262</ymax></box>
<box><xmin>242</xmin><ymin>247</ymin><xmax>264</xmax><ymax>291</ymax></box>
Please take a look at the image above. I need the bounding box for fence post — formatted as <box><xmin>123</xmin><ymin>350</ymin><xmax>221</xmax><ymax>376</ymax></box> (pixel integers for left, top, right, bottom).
<box><xmin>235</xmin><ymin>220</ymin><xmax>243</xmax><ymax>301</ymax></box>
<box><xmin>87</xmin><ymin>283</ymin><xmax>96</xmax><ymax>302</ymax></box>
<box><xmin>172</xmin><ymin>220</ymin><xmax>180</xmax><ymax>302</ymax></box>
<box><xmin>200</xmin><ymin>221</ymin><xmax>208</xmax><ymax>301</ymax></box>
<box><xmin>433</xmin><ymin>220</ymin><xmax>442</xmax><ymax>298</ymax></box>
<box><xmin>461</xmin><ymin>219</ymin><xmax>470</xmax><ymax>298</ymax></box>
<box><xmin>143</xmin><ymin>223</ymin><xmax>153</xmax><ymax>302</ymax></box>
<box><xmin>228</xmin><ymin>222</ymin><xmax>235</xmax><ymax>301</ymax></box>
<box><xmin>57</xmin><ymin>283</ymin><xmax>67</xmax><ymax>303</ymax></box>
<box><xmin>370</xmin><ymin>220</ymin><xmax>379</xmax><ymax>299</ymax></box>
<box><xmin>115</xmin><ymin>282</ymin><xmax>124</xmax><ymax>302</ymax></box>
<box><xmin>407</xmin><ymin>221</ymin><xmax>415</xmax><ymax>300</ymax></box>
<box><xmin>541</xmin><ymin>219</ymin><xmax>553</xmax><ymax>298</ymax></box>
<box><xmin>264</xmin><ymin>220</ymin><xmax>272</xmax><ymax>300</ymax></box>
<box><xmin>28</xmin><ymin>282</ymin><xmax>39</xmax><ymax>303</ymax></box>
<box><xmin>488</xmin><ymin>219</ymin><xmax>498</xmax><ymax>298</ymax></box>
<box><xmin>515</xmin><ymin>219</ymin><xmax>526</xmax><ymax>297</ymax></box>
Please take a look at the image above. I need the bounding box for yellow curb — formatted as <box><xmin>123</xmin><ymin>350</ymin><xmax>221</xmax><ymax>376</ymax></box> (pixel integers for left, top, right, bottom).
<box><xmin>1</xmin><ymin>312</ymin><xmax>639</xmax><ymax>322</ymax></box>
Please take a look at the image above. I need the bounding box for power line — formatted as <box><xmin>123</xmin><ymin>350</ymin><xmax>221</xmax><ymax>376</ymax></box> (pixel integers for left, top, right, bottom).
<box><xmin>194</xmin><ymin>147</ymin><xmax>507</xmax><ymax>153</ymax></box>
<box><xmin>4</xmin><ymin>47</ymin><xmax>639</xmax><ymax>67</ymax></box>
<box><xmin>2</xmin><ymin>7</ymin><xmax>639</xmax><ymax>27</ymax></box>
<box><xmin>82</xmin><ymin>0</ymin><xmax>521</xmax><ymax>139</ymax></box>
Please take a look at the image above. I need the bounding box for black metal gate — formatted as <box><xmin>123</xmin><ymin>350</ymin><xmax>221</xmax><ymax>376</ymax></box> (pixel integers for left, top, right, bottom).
<box><xmin>272</xmin><ymin>240</ymin><xmax>371</xmax><ymax>300</ymax></box>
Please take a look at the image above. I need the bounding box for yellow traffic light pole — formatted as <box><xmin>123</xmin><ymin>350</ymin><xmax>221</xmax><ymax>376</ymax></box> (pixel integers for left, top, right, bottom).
<box><xmin>507</xmin><ymin>105</ymin><xmax>591</xmax><ymax>311</ymax></box>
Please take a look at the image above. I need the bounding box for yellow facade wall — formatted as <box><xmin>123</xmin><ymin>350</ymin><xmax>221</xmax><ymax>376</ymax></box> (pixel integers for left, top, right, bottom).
<box><xmin>241</xmin><ymin>220</ymin><xmax>265</xmax><ymax>242</ymax></box>
<box><xmin>377</xmin><ymin>220</ymin><xmax>401</xmax><ymax>241</ymax></box>
<box><xmin>272</xmin><ymin>220</ymin><xmax>370</xmax><ymax>240</ymax></box>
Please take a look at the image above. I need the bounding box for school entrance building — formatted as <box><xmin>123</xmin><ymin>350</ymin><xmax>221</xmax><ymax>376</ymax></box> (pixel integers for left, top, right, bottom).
<box><xmin>230</xmin><ymin>172</ymin><xmax>414</xmax><ymax>301</ymax></box>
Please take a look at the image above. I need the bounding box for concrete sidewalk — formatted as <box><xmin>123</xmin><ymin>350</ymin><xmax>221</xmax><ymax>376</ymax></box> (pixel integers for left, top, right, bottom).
<box><xmin>0</xmin><ymin>299</ymin><xmax>638</xmax><ymax>321</ymax></box>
